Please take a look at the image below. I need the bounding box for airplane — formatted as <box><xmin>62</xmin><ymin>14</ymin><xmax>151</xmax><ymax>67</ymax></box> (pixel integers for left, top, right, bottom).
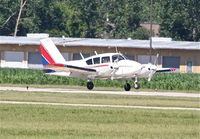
<box><xmin>40</xmin><ymin>38</ymin><xmax>176</xmax><ymax>91</ymax></box>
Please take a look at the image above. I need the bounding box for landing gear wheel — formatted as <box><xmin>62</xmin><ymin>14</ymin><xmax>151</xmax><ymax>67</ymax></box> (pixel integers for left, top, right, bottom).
<box><xmin>134</xmin><ymin>82</ymin><xmax>140</xmax><ymax>89</ymax></box>
<box><xmin>124</xmin><ymin>83</ymin><xmax>131</xmax><ymax>91</ymax></box>
<box><xmin>87</xmin><ymin>81</ymin><xmax>94</xmax><ymax>90</ymax></box>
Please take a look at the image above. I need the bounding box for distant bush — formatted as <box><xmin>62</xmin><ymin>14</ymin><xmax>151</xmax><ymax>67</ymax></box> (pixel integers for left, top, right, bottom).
<box><xmin>0</xmin><ymin>68</ymin><xmax>199</xmax><ymax>91</ymax></box>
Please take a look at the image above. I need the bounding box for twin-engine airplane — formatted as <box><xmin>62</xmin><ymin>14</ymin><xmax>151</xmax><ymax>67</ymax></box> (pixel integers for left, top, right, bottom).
<box><xmin>40</xmin><ymin>38</ymin><xmax>175</xmax><ymax>91</ymax></box>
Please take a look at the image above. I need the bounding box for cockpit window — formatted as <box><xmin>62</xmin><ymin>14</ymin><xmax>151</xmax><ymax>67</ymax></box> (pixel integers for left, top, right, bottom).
<box><xmin>86</xmin><ymin>59</ymin><xmax>93</xmax><ymax>65</ymax></box>
<box><xmin>112</xmin><ymin>54</ymin><xmax>125</xmax><ymax>62</ymax></box>
<box><xmin>93</xmin><ymin>57</ymin><xmax>100</xmax><ymax>64</ymax></box>
<box><xmin>101</xmin><ymin>56</ymin><xmax>110</xmax><ymax>63</ymax></box>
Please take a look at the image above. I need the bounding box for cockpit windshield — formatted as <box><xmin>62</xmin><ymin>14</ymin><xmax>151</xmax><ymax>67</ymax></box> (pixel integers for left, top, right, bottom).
<box><xmin>112</xmin><ymin>54</ymin><xmax>126</xmax><ymax>62</ymax></box>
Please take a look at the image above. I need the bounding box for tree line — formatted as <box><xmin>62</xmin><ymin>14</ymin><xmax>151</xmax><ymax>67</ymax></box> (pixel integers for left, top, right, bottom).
<box><xmin>0</xmin><ymin>0</ymin><xmax>199</xmax><ymax>41</ymax></box>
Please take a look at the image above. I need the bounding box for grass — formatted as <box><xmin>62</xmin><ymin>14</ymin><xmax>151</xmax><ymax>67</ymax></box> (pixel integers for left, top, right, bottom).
<box><xmin>0</xmin><ymin>91</ymin><xmax>199</xmax><ymax>138</ymax></box>
<box><xmin>0</xmin><ymin>91</ymin><xmax>199</xmax><ymax>108</ymax></box>
<box><xmin>0</xmin><ymin>68</ymin><xmax>200</xmax><ymax>91</ymax></box>
<box><xmin>0</xmin><ymin>104</ymin><xmax>199</xmax><ymax>139</ymax></box>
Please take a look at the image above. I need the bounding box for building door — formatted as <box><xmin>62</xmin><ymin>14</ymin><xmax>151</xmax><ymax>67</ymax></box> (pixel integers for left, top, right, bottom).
<box><xmin>186</xmin><ymin>61</ymin><xmax>193</xmax><ymax>73</ymax></box>
<box><xmin>162</xmin><ymin>56</ymin><xmax>180</xmax><ymax>71</ymax></box>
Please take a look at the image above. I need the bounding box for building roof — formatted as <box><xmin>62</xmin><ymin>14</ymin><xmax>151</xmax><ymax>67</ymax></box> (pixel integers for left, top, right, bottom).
<box><xmin>0</xmin><ymin>36</ymin><xmax>199</xmax><ymax>50</ymax></box>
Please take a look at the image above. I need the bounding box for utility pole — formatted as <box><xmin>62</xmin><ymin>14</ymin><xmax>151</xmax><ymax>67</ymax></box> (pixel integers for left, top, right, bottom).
<box><xmin>149</xmin><ymin>0</ymin><xmax>153</xmax><ymax>63</ymax></box>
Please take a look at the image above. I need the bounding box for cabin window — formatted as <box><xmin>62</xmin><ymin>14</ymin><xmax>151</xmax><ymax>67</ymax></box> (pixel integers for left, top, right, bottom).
<box><xmin>112</xmin><ymin>55</ymin><xmax>125</xmax><ymax>62</ymax></box>
<box><xmin>101</xmin><ymin>56</ymin><xmax>110</xmax><ymax>63</ymax></box>
<box><xmin>86</xmin><ymin>59</ymin><xmax>93</xmax><ymax>65</ymax></box>
<box><xmin>93</xmin><ymin>57</ymin><xmax>100</xmax><ymax>64</ymax></box>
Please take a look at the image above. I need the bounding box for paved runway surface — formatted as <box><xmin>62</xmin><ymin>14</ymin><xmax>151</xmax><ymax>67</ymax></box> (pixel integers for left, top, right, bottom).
<box><xmin>0</xmin><ymin>86</ymin><xmax>199</xmax><ymax>98</ymax></box>
<box><xmin>0</xmin><ymin>101</ymin><xmax>199</xmax><ymax>111</ymax></box>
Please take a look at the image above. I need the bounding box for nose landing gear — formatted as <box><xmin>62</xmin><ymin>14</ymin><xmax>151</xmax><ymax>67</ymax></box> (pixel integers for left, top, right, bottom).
<box><xmin>134</xmin><ymin>82</ymin><xmax>140</xmax><ymax>89</ymax></box>
<box><xmin>133</xmin><ymin>77</ymin><xmax>140</xmax><ymax>89</ymax></box>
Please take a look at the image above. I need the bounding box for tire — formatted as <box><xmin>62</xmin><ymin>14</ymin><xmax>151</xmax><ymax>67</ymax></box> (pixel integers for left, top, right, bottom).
<box><xmin>134</xmin><ymin>82</ymin><xmax>140</xmax><ymax>89</ymax></box>
<box><xmin>87</xmin><ymin>81</ymin><xmax>94</xmax><ymax>90</ymax></box>
<box><xmin>124</xmin><ymin>83</ymin><xmax>131</xmax><ymax>91</ymax></box>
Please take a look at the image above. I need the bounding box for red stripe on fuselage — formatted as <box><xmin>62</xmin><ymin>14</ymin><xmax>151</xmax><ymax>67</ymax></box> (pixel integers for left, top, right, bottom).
<box><xmin>88</xmin><ymin>64</ymin><xmax>109</xmax><ymax>68</ymax></box>
<box><xmin>40</xmin><ymin>44</ymin><xmax>55</xmax><ymax>64</ymax></box>
<box><xmin>45</xmin><ymin>63</ymin><xmax>65</xmax><ymax>68</ymax></box>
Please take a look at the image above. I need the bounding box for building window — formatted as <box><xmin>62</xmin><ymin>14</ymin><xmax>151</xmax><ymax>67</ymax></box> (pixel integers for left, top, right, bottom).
<box><xmin>125</xmin><ymin>55</ymin><xmax>135</xmax><ymax>60</ymax></box>
<box><xmin>138</xmin><ymin>55</ymin><xmax>156</xmax><ymax>64</ymax></box>
<box><xmin>3</xmin><ymin>51</ymin><xmax>24</xmax><ymax>68</ymax></box>
<box><xmin>72</xmin><ymin>53</ymin><xmax>90</xmax><ymax>60</ymax></box>
<box><xmin>162</xmin><ymin>56</ymin><xmax>180</xmax><ymax>69</ymax></box>
<box><xmin>4</xmin><ymin>51</ymin><xmax>24</xmax><ymax>62</ymax></box>
<box><xmin>28</xmin><ymin>52</ymin><xmax>43</xmax><ymax>68</ymax></box>
<box><xmin>28</xmin><ymin>52</ymin><xmax>42</xmax><ymax>64</ymax></box>
<box><xmin>61</xmin><ymin>52</ymin><xmax>68</xmax><ymax>61</ymax></box>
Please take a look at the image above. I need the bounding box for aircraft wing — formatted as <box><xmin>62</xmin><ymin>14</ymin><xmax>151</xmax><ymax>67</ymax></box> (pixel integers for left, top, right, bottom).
<box><xmin>43</xmin><ymin>63</ymin><xmax>96</xmax><ymax>77</ymax></box>
<box><xmin>156</xmin><ymin>68</ymin><xmax>176</xmax><ymax>72</ymax></box>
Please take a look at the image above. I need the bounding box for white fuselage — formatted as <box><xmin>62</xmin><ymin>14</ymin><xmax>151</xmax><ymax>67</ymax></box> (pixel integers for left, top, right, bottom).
<box><xmin>64</xmin><ymin>53</ymin><xmax>143</xmax><ymax>80</ymax></box>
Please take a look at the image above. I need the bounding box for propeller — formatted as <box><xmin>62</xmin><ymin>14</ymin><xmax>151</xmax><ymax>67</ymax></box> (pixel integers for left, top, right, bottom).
<box><xmin>111</xmin><ymin>56</ymin><xmax>120</xmax><ymax>80</ymax></box>
<box><xmin>147</xmin><ymin>53</ymin><xmax>159</xmax><ymax>81</ymax></box>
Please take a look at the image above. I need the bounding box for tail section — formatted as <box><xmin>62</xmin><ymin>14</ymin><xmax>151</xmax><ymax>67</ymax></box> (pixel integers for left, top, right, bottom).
<box><xmin>40</xmin><ymin>38</ymin><xmax>66</xmax><ymax>66</ymax></box>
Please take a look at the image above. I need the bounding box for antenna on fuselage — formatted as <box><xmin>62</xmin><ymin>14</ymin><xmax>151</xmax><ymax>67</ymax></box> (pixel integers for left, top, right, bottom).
<box><xmin>94</xmin><ymin>51</ymin><xmax>98</xmax><ymax>55</ymax></box>
<box><xmin>149</xmin><ymin>0</ymin><xmax>153</xmax><ymax>63</ymax></box>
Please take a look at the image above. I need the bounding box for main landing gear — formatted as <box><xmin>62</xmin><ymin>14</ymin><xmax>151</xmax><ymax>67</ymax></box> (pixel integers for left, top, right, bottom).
<box><xmin>86</xmin><ymin>79</ymin><xmax>140</xmax><ymax>91</ymax></box>
<box><xmin>87</xmin><ymin>81</ymin><xmax>94</xmax><ymax>90</ymax></box>
<box><xmin>123</xmin><ymin>78</ymin><xmax>140</xmax><ymax>91</ymax></box>
<box><xmin>124</xmin><ymin>82</ymin><xmax>131</xmax><ymax>91</ymax></box>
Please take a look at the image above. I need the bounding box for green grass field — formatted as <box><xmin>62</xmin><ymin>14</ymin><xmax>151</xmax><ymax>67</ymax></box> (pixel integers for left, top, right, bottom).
<box><xmin>0</xmin><ymin>91</ymin><xmax>200</xmax><ymax>139</ymax></box>
<box><xmin>0</xmin><ymin>104</ymin><xmax>199</xmax><ymax>139</ymax></box>
<box><xmin>0</xmin><ymin>68</ymin><xmax>200</xmax><ymax>91</ymax></box>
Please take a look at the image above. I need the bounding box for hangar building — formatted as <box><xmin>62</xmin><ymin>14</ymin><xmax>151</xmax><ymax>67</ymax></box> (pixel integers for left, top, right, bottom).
<box><xmin>0</xmin><ymin>35</ymin><xmax>199</xmax><ymax>73</ymax></box>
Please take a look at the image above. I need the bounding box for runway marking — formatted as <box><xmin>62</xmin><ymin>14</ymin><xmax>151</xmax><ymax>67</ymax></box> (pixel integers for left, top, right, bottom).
<box><xmin>0</xmin><ymin>101</ymin><xmax>199</xmax><ymax>111</ymax></box>
<box><xmin>0</xmin><ymin>86</ymin><xmax>199</xmax><ymax>98</ymax></box>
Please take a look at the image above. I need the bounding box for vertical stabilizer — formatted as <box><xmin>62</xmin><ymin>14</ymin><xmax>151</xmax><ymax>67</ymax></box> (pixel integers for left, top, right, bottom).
<box><xmin>40</xmin><ymin>38</ymin><xmax>66</xmax><ymax>66</ymax></box>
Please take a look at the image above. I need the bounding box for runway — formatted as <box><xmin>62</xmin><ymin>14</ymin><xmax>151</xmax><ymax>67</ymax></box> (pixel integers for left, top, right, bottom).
<box><xmin>1</xmin><ymin>101</ymin><xmax>199</xmax><ymax>111</ymax></box>
<box><xmin>0</xmin><ymin>86</ymin><xmax>199</xmax><ymax>98</ymax></box>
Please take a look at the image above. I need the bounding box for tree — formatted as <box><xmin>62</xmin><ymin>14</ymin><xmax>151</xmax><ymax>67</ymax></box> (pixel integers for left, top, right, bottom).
<box><xmin>0</xmin><ymin>0</ymin><xmax>20</xmax><ymax>35</ymax></box>
<box><xmin>159</xmin><ymin>0</ymin><xmax>200</xmax><ymax>41</ymax></box>
<box><xmin>14</xmin><ymin>0</ymin><xmax>27</xmax><ymax>36</ymax></box>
